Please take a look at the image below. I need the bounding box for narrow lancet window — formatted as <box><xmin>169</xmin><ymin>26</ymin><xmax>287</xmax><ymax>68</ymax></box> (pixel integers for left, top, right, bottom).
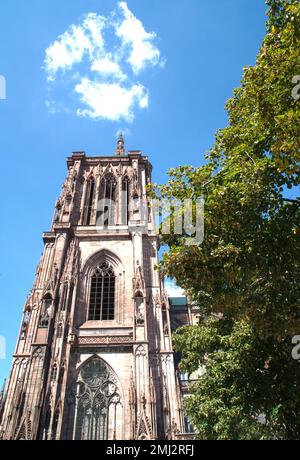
<box><xmin>97</xmin><ymin>175</ymin><xmax>116</xmax><ymax>227</ymax></box>
<box><xmin>20</xmin><ymin>308</ymin><xmax>31</xmax><ymax>339</ymax></box>
<box><xmin>121</xmin><ymin>177</ymin><xmax>130</xmax><ymax>225</ymax></box>
<box><xmin>40</xmin><ymin>294</ymin><xmax>52</xmax><ymax>328</ymax></box>
<box><xmin>83</xmin><ymin>177</ymin><xmax>95</xmax><ymax>225</ymax></box>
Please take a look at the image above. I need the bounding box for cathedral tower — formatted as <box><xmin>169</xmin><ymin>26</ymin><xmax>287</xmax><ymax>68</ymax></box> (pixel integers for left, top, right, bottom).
<box><xmin>0</xmin><ymin>137</ymin><xmax>184</xmax><ymax>440</ymax></box>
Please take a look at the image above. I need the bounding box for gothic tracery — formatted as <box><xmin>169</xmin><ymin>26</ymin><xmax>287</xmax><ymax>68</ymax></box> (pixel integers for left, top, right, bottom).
<box><xmin>74</xmin><ymin>357</ymin><xmax>122</xmax><ymax>440</ymax></box>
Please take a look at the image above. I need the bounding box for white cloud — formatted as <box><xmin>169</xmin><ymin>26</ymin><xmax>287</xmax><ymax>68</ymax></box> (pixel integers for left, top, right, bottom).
<box><xmin>91</xmin><ymin>56</ymin><xmax>126</xmax><ymax>81</ymax></box>
<box><xmin>44</xmin><ymin>13</ymin><xmax>106</xmax><ymax>81</ymax></box>
<box><xmin>82</xmin><ymin>13</ymin><xmax>106</xmax><ymax>53</ymax></box>
<box><xmin>44</xmin><ymin>2</ymin><xmax>163</xmax><ymax>122</ymax></box>
<box><xmin>75</xmin><ymin>79</ymin><xmax>148</xmax><ymax>122</ymax></box>
<box><xmin>116</xmin><ymin>1</ymin><xmax>161</xmax><ymax>73</ymax></box>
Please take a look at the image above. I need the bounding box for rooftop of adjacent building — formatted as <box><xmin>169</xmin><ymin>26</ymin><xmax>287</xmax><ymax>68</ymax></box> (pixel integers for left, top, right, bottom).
<box><xmin>168</xmin><ymin>297</ymin><xmax>188</xmax><ymax>308</ymax></box>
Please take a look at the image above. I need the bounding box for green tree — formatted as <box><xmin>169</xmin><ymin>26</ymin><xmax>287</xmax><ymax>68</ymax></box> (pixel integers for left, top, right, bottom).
<box><xmin>153</xmin><ymin>0</ymin><xmax>300</xmax><ymax>439</ymax></box>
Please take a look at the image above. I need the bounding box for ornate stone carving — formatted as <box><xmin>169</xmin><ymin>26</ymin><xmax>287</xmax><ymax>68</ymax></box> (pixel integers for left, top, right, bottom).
<box><xmin>73</xmin><ymin>357</ymin><xmax>122</xmax><ymax>440</ymax></box>
<box><xmin>135</xmin><ymin>344</ymin><xmax>146</xmax><ymax>357</ymax></box>
<box><xmin>78</xmin><ymin>336</ymin><xmax>132</xmax><ymax>345</ymax></box>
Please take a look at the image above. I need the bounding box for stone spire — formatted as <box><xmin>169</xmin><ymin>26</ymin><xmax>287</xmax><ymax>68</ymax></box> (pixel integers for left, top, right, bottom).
<box><xmin>115</xmin><ymin>132</ymin><xmax>126</xmax><ymax>156</ymax></box>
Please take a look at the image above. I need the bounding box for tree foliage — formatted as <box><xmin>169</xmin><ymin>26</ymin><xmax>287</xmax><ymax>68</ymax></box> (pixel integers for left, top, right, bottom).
<box><xmin>153</xmin><ymin>0</ymin><xmax>300</xmax><ymax>439</ymax></box>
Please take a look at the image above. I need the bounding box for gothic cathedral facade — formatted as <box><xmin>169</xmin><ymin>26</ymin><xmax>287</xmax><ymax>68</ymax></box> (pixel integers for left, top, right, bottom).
<box><xmin>0</xmin><ymin>136</ymin><xmax>189</xmax><ymax>440</ymax></box>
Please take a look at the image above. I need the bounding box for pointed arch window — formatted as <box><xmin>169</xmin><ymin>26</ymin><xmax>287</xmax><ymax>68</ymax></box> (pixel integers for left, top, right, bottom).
<box><xmin>88</xmin><ymin>262</ymin><xmax>116</xmax><ymax>321</ymax></box>
<box><xmin>57</xmin><ymin>322</ymin><xmax>63</xmax><ymax>339</ymax></box>
<box><xmin>162</xmin><ymin>304</ymin><xmax>169</xmax><ymax>336</ymax></box>
<box><xmin>59</xmin><ymin>366</ymin><xmax>65</xmax><ymax>385</ymax></box>
<box><xmin>21</xmin><ymin>307</ymin><xmax>31</xmax><ymax>340</ymax></box>
<box><xmin>135</xmin><ymin>292</ymin><xmax>144</xmax><ymax>325</ymax></box>
<box><xmin>83</xmin><ymin>177</ymin><xmax>95</xmax><ymax>225</ymax></box>
<box><xmin>52</xmin><ymin>407</ymin><xmax>60</xmax><ymax>440</ymax></box>
<box><xmin>97</xmin><ymin>174</ymin><xmax>116</xmax><ymax>226</ymax></box>
<box><xmin>74</xmin><ymin>357</ymin><xmax>121</xmax><ymax>440</ymax></box>
<box><xmin>64</xmin><ymin>194</ymin><xmax>72</xmax><ymax>215</ymax></box>
<box><xmin>51</xmin><ymin>363</ymin><xmax>58</xmax><ymax>382</ymax></box>
<box><xmin>39</xmin><ymin>294</ymin><xmax>52</xmax><ymax>328</ymax></box>
<box><xmin>72</xmin><ymin>171</ymin><xmax>77</xmax><ymax>192</ymax></box>
<box><xmin>121</xmin><ymin>177</ymin><xmax>130</xmax><ymax>225</ymax></box>
<box><xmin>54</xmin><ymin>202</ymin><xmax>61</xmax><ymax>223</ymax></box>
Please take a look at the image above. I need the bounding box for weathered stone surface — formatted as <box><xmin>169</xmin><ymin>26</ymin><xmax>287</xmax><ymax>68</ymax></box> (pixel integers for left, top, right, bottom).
<box><xmin>0</xmin><ymin>141</ymin><xmax>193</xmax><ymax>440</ymax></box>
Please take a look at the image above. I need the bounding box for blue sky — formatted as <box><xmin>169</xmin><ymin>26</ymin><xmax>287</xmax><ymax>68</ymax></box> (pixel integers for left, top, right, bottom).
<box><xmin>0</xmin><ymin>0</ymin><xmax>270</xmax><ymax>384</ymax></box>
